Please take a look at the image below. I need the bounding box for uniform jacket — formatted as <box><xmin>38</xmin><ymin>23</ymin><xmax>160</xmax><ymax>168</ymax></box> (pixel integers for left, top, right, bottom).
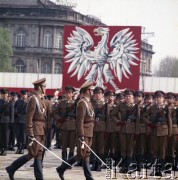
<box><xmin>26</xmin><ymin>92</ymin><xmax>47</xmax><ymax>137</ymax></box>
<box><xmin>14</xmin><ymin>98</ymin><xmax>28</xmax><ymax>123</ymax></box>
<box><xmin>0</xmin><ymin>99</ymin><xmax>14</xmax><ymax>123</ymax></box>
<box><xmin>76</xmin><ymin>97</ymin><xmax>94</xmax><ymax>138</ymax></box>
<box><xmin>166</xmin><ymin>103</ymin><xmax>178</xmax><ymax>135</ymax></box>
<box><xmin>111</xmin><ymin>102</ymin><xmax>140</xmax><ymax>134</ymax></box>
<box><xmin>53</xmin><ymin>99</ymin><xmax>76</xmax><ymax>130</ymax></box>
<box><xmin>92</xmin><ymin>99</ymin><xmax>106</xmax><ymax>132</ymax></box>
<box><xmin>106</xmin><ymin>102</ymin><xmax>117</xmax><ymax>133</ymax></box>
<box><xmin>142</xmin><ymin>104</ymin><xmax>172</xmax><ymax>136</ymax></box>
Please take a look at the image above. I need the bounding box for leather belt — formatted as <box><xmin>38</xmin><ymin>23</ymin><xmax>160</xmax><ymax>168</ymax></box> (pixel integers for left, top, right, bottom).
<box><xmin>84</xmin><ymin>120</ymin><xmax>94</xmax><ymax>124</ymax></box>
<box><xmin>95</xmin><ymin>118</ymin><xmax>105</xmax><ymax>121</ymax></box>
<box><xmin>33</xmin><ymin>119</ymin><xmax>45</xmax><ymax>122</ymax></box>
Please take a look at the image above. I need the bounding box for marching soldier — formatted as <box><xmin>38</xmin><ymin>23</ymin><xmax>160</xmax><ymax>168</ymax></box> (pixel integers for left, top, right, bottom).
<box><xmin>111</xmin><ymin>89</ymin><xmax>140</xmax><ymax>173</ymax></box>
<box><xmin>91</xmin><ymin>87</ymin><xmax>106</xmax><ymax>171</ymax></box>
<box><xmin>166</xmin><ymin>92</ymin><xmax>178</xmax><ymax>166</ymax></box>
<box><xmin>142</xmin><ymin>90</ymin><xmax>172</xmax><ymax>176</ymax></box>
<box><xmin>56</xmin><ymin>82</ymin><xmax>95</xmax><ymax>180</ymax></box>
<box><xmin>14</xmin><ymin>90</ymin><xmax>28</xmax><ymax>154</ymax></box>
<box><xmin>53</xmin><ymin>86</ymin><xmax>76</xmax><ymax>164</ymax></box>
<box><xmin>6</xmin><ymin>78</ymin><xmax>48</xmax><ymax>180</ymax></box>
<box><xmin>0</xmin><ymin>89</ymin><xmax>14</xmax><ymax>156</ymax></box>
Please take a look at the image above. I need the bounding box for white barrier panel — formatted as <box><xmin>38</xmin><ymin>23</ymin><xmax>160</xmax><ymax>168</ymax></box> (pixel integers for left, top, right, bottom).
<box><xmin>0</xmin><ymin>73</ymin><xmax>178</xmax><ymax>93</ymax></box>
<box><xmin>140</xmin><ymin>76</ymin><xmax>178</xmax><ymax>93</ymax></box>
<box><xmin>0</xmin><ymin>73</ymin><xmax>62</xmax><ymax>89</ymax></box>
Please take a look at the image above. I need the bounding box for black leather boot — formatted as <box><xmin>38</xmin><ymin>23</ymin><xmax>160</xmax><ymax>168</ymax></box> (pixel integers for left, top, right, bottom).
<box><xmin>96</xmin><ymin>154</ymin><xmax>102</xmax><ymax>172</ymax></box>
<box><xmin>119</xmin><ymin>156</ymin><xmax>127</xmax><ymax>173</ymax></box>
<box><xmin>6</xmin><ymin>154</ymin><xmax>29</xmax><ymax>180</ymax></box>
<box><xmin>34</xmin><ymin>159</ymin><xmax>43</xmax><ymax>180</ymax></box>
<box><xmin>0</xmin><ymin>148</ymin><xmax>7</xmax><ymax>156</ymax></box>
<box><xmin>83</xmin><ymin>161</ymin><xmax>94</xmax><ymax>180</ymax></box>
<box><xmin>68</xmin><ymin>152</ymin><xmax>74</xmax><ymax>169</ymax></box>
<box><xmin>18</xmin><ymin>144</ymin><xmax>25</xmax><ymax>154</ymax></box>
<box><xmin>56</xmin><ymin>156</ymin><xmax>76</xmax><ymax>180</ymax></box>
<box><xmin>90</xmin><ymin>156</ymin><xmax>97</xmax><ymax>171</ymax></box>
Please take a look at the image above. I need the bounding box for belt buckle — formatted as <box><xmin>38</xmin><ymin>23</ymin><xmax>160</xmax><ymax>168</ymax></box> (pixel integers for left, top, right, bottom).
<box><xmin>96</xmin><ymin>118</ymin><xmax>99</xmax><ymax>121</ymax></box>
<box><xmin>127</xmin><ymin>119</ymin><xmax>130</xmax><ymax>123</ymax></box>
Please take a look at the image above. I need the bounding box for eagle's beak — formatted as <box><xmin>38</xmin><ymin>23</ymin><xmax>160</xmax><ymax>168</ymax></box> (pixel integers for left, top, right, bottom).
<box><xmin>93</xmin><ymin>29</ymin><xmax>100</xmax><ymax>36</ymax></box>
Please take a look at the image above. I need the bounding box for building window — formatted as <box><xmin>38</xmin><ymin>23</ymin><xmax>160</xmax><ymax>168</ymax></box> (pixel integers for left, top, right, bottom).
<box><xmin>16</xmin><ymin>60</ymin><xmax>25</xmax><ymax>73</ymax></box>
<box><xmin>43</xmin><ymin>32</ymin><xmax>52</xmax><ymax>49</ymax></box>
<box><xmin>56</xmin><ymin>33</ymin><xmax>63</xmax><ymax>49</ymax></box>
<box><xmin>54</xmin><ymin>63</ymin><xmax>61</xmax><ymax>74</ymax></box>
<box><xmin>42</xmin><ymin>62</ymin><xmax>51</xmax><ymax>74</ymax></box>
<box><xmin>16</xmin><ymin>29</ymin><xmax>26</xmax><ymax>47</ymax></box>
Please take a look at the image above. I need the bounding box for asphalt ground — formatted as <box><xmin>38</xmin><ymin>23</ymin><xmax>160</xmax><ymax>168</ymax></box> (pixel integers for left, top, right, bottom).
<box><xmin>1</xmin><ymin>143</ymin><xmax>178</xmax><ymax>180</ymax></box>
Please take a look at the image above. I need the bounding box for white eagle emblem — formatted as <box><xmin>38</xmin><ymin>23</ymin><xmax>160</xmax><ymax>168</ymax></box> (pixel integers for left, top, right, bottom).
<box><xmin>64</xmin><ymin>27</ymin><xmax>139</xmax><ymax>92</ymax></box>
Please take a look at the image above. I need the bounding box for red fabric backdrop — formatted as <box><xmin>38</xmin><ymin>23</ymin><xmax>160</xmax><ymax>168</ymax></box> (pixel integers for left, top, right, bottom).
<box><xmin>62</xmin><ymin>26</ymin><xmax>141</xmax><ymax>92</ymax></box>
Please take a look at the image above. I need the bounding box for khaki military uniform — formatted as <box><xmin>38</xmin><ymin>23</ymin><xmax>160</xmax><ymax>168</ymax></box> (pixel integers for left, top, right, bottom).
<box><xmin>91</xmin><ymin>100</ymin><xmax>106</xmax><ymax>155</ymax></box>
<box><xmin>76</xmin><ymin>97</ymin><xmax>94</xmax><ymax>161</ymax></box>
<box><xmin>53</xmin><ymin>99</ymin><xmax>76</xmax><ymax>159</ymax></box>
<box><xmin>166</xmin><ymin>104</ymin><xmax>178</xmax><ymax>159</ymax></box>
<box><xmin>105</xmin><ymin>102</ymin><xmax>117</xmax><ymax>159</ymax></box>
<box><xmin>134</xmin><ymin>102</ymin><xmax>146</xmax><ymax>163</ymax></box>
<box><xmin>142</xmin><ymin>104</ymin><xmax>172</xmax><ymax>160</ymax></box>
<box><xmin>111</xmin><ymin>102</ymin><xmax>139</xmax><ymax>159</ymax></box>
<box><xmin>26</xmin><ymin>92</ymin><xmax>47</xmax><ymax>159</ymax></box>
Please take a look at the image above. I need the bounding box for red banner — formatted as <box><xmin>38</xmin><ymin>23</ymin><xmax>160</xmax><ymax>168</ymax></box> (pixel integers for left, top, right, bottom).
<box><xmin>63</xmin><ymin>26</ymin><xmax>141</xmax><ymax>92</ymax></box>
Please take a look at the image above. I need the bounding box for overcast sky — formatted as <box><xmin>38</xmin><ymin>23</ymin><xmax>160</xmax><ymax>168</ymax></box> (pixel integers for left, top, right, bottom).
<box><xmin>58</xmin><ymin>0</ymin><xmax>178</xmax><ymax>67</ymax></box>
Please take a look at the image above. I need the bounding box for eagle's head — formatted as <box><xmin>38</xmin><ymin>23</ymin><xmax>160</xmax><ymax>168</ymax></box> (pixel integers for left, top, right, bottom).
<box><xmin>93</xmin><ymin>27</ymin><xmax>109</xmax><ymax>36</ymax></box>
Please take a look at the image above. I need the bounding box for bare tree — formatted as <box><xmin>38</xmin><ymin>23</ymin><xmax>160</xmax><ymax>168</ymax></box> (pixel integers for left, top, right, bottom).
<box><xmin>154</xmin><ymin>56</ymin><xmax>178</xmax><ymax>77</ymax></box>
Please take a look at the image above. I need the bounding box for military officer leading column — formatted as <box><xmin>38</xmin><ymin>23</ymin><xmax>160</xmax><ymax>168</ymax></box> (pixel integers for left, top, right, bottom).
<box><xmin>6</xmin><ymin>78</ymin><xmax>48</xmax><ymax>180</ymax></box>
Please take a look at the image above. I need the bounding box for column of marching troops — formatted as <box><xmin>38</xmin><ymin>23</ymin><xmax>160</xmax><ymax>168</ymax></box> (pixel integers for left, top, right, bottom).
<box><xmin>1</xmin><ymin>80</ymin><xmax>178</xmax><ymax>179</ymax></box>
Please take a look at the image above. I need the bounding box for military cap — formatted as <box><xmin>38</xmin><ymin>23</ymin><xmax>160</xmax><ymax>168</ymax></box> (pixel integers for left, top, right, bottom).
<box><xmin>65</xmin><ymin>86</ymin><xmax>75</xmax><ymax>92</ymax></box>
<box><xmin>0</xmin><ymin>88</ymin><xmax>9</xmax><ymax>94</ymax></box>
<box><xmin>10</xmin><ymin>91</ymin><xmax>18</xmax><ymax>96</ymax></box>
<box><xmin>105</xmin><ymin>90</ymin><xmax>115</xmax><ymax>96</ymax></box>
<box><xmin>154</xmin><ymin>90</ymin><xmax>165</xmax><ymax>98</ymax></box>
<box><xmin>116</xmin><ymin>93</ymin><xmax>125</xmax><ymax>99</ymax></box>
<box><xmin>80</xmin><ymin>81</ymin><xmax>94</xmax><ymax>90</ymax></box>
<box><xmin>32</xmin><ymin>77</ymin><xmax>46</xmax><ymax>86</ymax></box>
<box><xmin>93</xmin><ymin>87</ymin><xmax>104</xmax><ymax>94</ymax></box>
<box><xmin>47</xmin><ymin>95</ymin><xmax>54</xmax><ymax>100</ymax></box>
<box><xmin>20</xmin><ymin>89</ymin><xmax>28</xmax><ymax>95</ymax></box>
<box><xmin>145</xmin><ymin>93</ymin><xmax>154</xmax><ymax>99</ymax></box>
<box><xmin>134</xmin><ymin>91</ymin><xmax>144</xmax><ymax>97</ymax></box>
<box><xmin>124</xmin><ymin>89</ymin><xmax>135</xmax><ymax>96</ymax></box>
<box><xmin>167</xmin><ymin>92</ymin><xmax>176</xmax><ymax>99</ymax></box>
<box><xmin>58</xmin><ymin>95</ymin><xmax>66</xmax><ymax>100</ymax></box>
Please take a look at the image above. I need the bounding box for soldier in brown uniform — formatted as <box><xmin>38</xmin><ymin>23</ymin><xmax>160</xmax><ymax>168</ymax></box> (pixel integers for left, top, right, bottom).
<box><xmin>104</xmin><ymin>90</ymin><xmax>117</xmax><ymax>162</ymax></box>
<box><xmin>143</xmin><ymin>94</ymin><xmax>154</xmax><ymax>164</ymax></box>
<box><xmin>53</xmin><ymin>86</ymin><xmax>76</xmax><ymax>164</ymax></box>
<box><xmin>142</xmin><ymin>90</ymin><xmax>172</xmax><ymax>176</ymax></box>
<box><xmin>6</xmin><ymin>78</ymin><xmax>48</xmax><ymax>180</ymax></box>
<box><xmin>90</xmin><ymin>87</ymin><xmax>106</xmax><ymax>171</ymax></box>
<box><xmin>56</xmin><ymin>82</ymin><xmax>95</xmax><ymax>180</ymax></box>
<box><xmin>134</xmin><ymin>91</ymin><xmax>145</xmax><ymax>170</ymax></box>
<box><xmin>111</xmin><ymin>89</ymin><xmax>140</xmax><ymax>173</ymax></box>
<box><xmin>166</xmin><ymin>92</ymin><xmax>178</xmax><ymax>166</ymax></box>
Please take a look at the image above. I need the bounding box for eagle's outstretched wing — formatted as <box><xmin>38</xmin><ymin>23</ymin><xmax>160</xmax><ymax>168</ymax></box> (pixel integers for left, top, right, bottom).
<box><xmin>108</xmin><ymin>28</ymin><xmax>139</xmax><ymax>82</ymax></box>
<box><xmin>65</xmin><ymin>27</ymin><xmax>95</xmax><ymax>81</ymax></box>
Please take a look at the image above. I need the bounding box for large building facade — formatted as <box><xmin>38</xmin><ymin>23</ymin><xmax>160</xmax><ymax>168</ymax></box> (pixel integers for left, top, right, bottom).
<box><xmin>0</xmin><ymin>0</ymin><xmax>154</xmax><ymax>80</ymax></box>
<box><xmin>0</xmin><ymin>0</ymin><xmax>104</xmax><ymax>75</ymax></box>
